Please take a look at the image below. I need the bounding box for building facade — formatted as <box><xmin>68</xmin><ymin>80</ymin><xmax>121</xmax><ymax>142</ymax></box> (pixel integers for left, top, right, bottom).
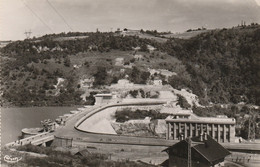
<box><xmin>165</xmin><ymin>113</ymin><xmax>236</xmax><ymax>143</ymax></box>
<box><xmin>94</xmin><ymin>93</ymin><xmax>116</xmax><ymax>105</ymax></box>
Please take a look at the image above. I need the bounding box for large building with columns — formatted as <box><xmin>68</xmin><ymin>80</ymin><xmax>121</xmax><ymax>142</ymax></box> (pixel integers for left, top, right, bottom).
<box><xmin>165</xmin><ymin>112</ymin><xmax>236</xmax><ymax>143</ymax></box>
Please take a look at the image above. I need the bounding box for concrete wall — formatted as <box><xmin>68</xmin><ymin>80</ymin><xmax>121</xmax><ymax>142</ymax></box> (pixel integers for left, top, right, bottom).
<box><xmin>53</xmin><ymin>136</ymin><xmax>73</xmax><ymax>147</ymax></box>
<box><xmin>21</xmin><ymin>128</ymin><xmax>43</xmax><ymax>138</ymax></box>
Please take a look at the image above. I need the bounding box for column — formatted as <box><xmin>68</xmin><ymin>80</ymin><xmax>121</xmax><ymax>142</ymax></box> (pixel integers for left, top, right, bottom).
<box><xmin>195</xmin><ymin>123</ymin><xmax>198</xmax><ymax>136</ymax></box>
<box><xmin>173</xmin><ymin>123</ymin><xmax>177</xmax><ymax>140</ymax></box>
<box><xmin>223</xmin><ymin>124</ymin><xmax>226</xmax><ymax>143</ymax></box>
<box><xmin>217</xmin><ymin>124</ymin><xmax>221</xmax><ymax>142</ymax></box>
<box><xmin>169</xmin><ymin>123</ymin><xmax>172</xmax><ymax>140</ymax></box>
<box><xmin>228</xmin><ymin>124</ymin><xmax>231</xmax><ymax>142</ymax></box>
<box><xmin>184</xmin><ymin>123</ymin><xmax>187</xmax><ymax>139</ymax></box>
<box><xmin>166</xmin><ymin>123</ymin><xmax>169</xmax><ymax>140</ymax></box>
<box><xmin>206</xmin><ymin>124</ymin><xmax>210</xmax><ymax>135</ymax></box>
<box><xmin>212</xmin><ymin>124</ymin><xmax>215</xmax><ymax>139</ymax></box>
<box><xmin>189</xmin><ymin>123</ymin><xmax>193</xmax><ymax>137</ymax></box>
<box><xmin>201</xmin><ymin>124</ymin><xmax>204</xmax><ymax>134</ymax></box>
<box><xmin>179</xmin><ymin>122</ymin><xmax>182</xmax><ymax>140</ymax></box>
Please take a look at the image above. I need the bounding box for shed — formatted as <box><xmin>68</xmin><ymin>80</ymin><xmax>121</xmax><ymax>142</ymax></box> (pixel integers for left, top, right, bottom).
<box><xmin>74</xmin><ymin>149</ymin><xmax>91</xmax><ymax>157</ymax></box>
<box><xmin>163</xmin><ymin>135</ymin><xmax>231</xmax><ymax>167</ymax></box>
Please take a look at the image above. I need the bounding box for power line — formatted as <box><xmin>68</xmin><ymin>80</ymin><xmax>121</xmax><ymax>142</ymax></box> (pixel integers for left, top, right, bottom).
<box><xmin>21</xmin><ymin>0</ymin><xmax>53</xmax><ymax>33</ymax></box>
<box><xmin>45</xmin><ymin>0</ymin><xmax>73</xmax><ymax>31</ymax></box>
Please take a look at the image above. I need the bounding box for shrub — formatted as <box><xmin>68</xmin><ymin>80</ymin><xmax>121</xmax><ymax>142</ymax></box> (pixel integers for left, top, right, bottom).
<box><xmin>176</xmin><ymin>94</ymin><xmax>191</xmax><ymax>109</ymax></box>
<box><xmin>93</xmin><ymin>66</ymin><xmax>107</xmax><ymax>86</ymax></box>
<box><xmin>129</xmin><ymin>90</ymin><xmax>138</xmax><ymax>98</ymax></box>
<box><xmin>114</xmin><ymin>109</ymin><xmax>171</xmax><ymax>122</ymax></box>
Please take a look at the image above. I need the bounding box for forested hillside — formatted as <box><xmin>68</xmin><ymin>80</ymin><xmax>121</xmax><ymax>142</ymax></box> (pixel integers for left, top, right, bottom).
<box><xmin>159</xmin><ymin>25</ymin><xmax>260</xmax><ymax>105</ymax></box>
<box><xmin>0</xmin><ymin>25</ymin><xmax>259</xmax><ymax>107</ymax></box>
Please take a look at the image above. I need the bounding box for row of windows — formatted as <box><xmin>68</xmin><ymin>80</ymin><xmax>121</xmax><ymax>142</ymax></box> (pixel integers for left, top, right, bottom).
<box><xmin>170</xmin><ymin>123</ymin><xmax>232</xmax><ymax>131</ymax></box>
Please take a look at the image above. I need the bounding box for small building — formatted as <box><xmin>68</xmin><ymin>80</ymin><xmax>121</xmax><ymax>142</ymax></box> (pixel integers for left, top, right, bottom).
<box><xmin>148</xmin><ymin>68</ymin><xmax>177</xmax><ymax>81</ymax></box>
<box><xmin>147</xmin><ymin>45</ymin><xmax>156</xmax><ymax>53</ymax></box>
<box><xmin>74</xmin><ymin>149</ymin><xmax>91</xmax><ymax>157</ymax></box>
<box><xmin>134</xmin><ymin>54</ymin><xmax>143</xmax><ymax>60</ymax></box>
<box><xmin>94</xmin><ymin>93</ymin><xmax>116</xmax><ymax>105</ymax></box>
<box><xmin>80</xmin><ymin>77</ymin><xmax>95</xmax><ymax>88</ymax></box>
<box><xmin>120</xmin><ymin>29</ymin><xmax>141</xmax><ymax>36</ymax></box>
<box><xmin>153</xmin><ymin>79</ymin><xmax>163</xmax><ymax>86</ymax></box>
<box><xmin>115</xmin><ymin>57</ymin><xmax>124</xmax><ymax>66</ymax></box>
<box><xmin>163</xmin><ymin>134</ymin><xmax>231</xmax><ymax>167</ymax></box>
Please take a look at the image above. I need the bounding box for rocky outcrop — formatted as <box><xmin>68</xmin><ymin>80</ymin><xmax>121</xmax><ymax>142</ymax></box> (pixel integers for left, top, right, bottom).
<box><xmin>111</xmin><ymin>122</ymin><xmax>156</xmax><ymax>137</ymax></box>
<box><xmin>111</xmin><ymin>119</ymin><xmax>166</xmax><ymax>138</ymax></box>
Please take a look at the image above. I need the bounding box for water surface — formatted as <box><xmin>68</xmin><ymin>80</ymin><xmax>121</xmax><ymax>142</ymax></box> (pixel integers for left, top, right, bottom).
<box><xmin>1</xmin><ymin>106</ymin><xmax>80</xmax><ymax>146</ymax></box>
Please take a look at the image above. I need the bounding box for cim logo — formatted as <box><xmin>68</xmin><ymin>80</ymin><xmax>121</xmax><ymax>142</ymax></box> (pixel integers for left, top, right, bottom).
<box><xmin>4</xmin><ymin>155</ymin><xmax>22</xmax><ymax>163</ymax></box>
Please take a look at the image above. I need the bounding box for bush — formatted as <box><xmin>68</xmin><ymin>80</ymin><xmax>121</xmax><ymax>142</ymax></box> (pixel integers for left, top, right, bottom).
<box><xmin>114</xmin><ymin>109</ymin><xmax>171</xmax><ymax>122</ymax></box>
<box><xmin>129</xmin><ymin>67</ymin><xmax>150</xmax><ymax>84</ymax></box>
<box><xmin>93</xmin><ymin>66</ymin><xmax>107</xmax><ymax>86</ymax></box>
<box><xmin>129</xmin><ymin>90</ymin><xmax>139</xmax><ymax>98</ymax></box>
<box><xmin>176</xmin><ymin>94</ymin><xmax>191</xmax><ymax>109</ymax></box>
<box><xmin>17</xmin><ymin>144</ymin><xmax>152</xmax><ymax>167</ymax></box>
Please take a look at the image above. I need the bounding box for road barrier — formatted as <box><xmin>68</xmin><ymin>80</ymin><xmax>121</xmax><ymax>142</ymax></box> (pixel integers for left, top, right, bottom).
<box><xmin>5</xmin><ymin>132</ymin><xmax>54</xmax><ymax>147</ymax></box>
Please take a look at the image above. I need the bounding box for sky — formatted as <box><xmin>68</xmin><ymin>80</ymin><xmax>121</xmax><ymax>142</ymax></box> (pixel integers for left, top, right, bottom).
<box><xmin>1</xmin><ymin>0</ymin><xmax>260</xmax><ymax>40</ymax></box>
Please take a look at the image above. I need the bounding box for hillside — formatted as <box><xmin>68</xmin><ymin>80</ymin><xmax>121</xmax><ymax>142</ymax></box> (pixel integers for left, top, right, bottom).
<box><xmin>159</xmin><ymin>25</ymin><xmax>260</xmax><ymax>106</ymax></box>
<box><xmin>0</xmin><ymin>25</ymin><xmax>260</xmax><ymax>108</ymax></box>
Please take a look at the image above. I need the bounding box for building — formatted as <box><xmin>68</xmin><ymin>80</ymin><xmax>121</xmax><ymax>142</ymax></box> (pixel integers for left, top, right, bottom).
<box><xmin>148</xmin><ymin>68</ymin><xmax>177</xmax><ymax>81</ymax></box>
<box><xmin>115</xmin><ymin>57</ymin><xmax>124</xmax><ymax>66</ymax></box>
<box><xmin>94</xmin><ymin>93</ymin><xmax>116</xmax><ymax>105</ymax></box>
<box><xmin>120</xmin><ymin>29</ymin><xmax>141</xmax><ymax>36</ymax></box>
<box><xmin>134</xmin><ymin>54</ymin><xmax>143</xmax><ymax>60</ymax></box>
<box><xmin>152</xmin><ymin>79</ymin><xmax>163</xmax><ymax>86</ymax></box>
<box><xmin>80</xmin><ymin>77</ymin><xmax>95</xmax><ymax>88</ymax></box>
<box><xmin>147</xmin><ymin>44</ymin><xmax>156</xmax><ymax>53</ymax></box>
<box><xmin>110</xmin><ymin>79</ymin><xmax>134</xmax><ymax>89</ymax></box>
<box><xmin>73</xmin><ymin>149</ymin><xmax>91</xmax><ymax>157</ymax></box>
<box><xmin>165</xmin><ymin>112</ymin><xmax>236</xmax><ymax>143</ymax></box>
<box><xmin>163</xmin><ymin>134</ymin><xmax>231</xmax><ymax>167</ymax></box>
<box><xmin>0</xmin><ymin>40</ymin><xmax>12</xmax><ymax>48</ymax></box>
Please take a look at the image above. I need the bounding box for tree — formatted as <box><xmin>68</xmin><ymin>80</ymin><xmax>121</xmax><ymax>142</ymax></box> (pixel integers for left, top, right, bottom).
<box><xmin>129</xmin><ymin>66</ymin><xmax>150</xmax><ymax>84</ymax></box>
<box><xmin>140</xmin><ymin>43</ymin><xmax>148</xmax><ymax>52</ymax></box>
<box><xmin>64</xmin><ymin>57</ymin><xmax>71</xmax><ymax>67</ymax></box>
<box><xmin>42</xmin><ymin>81</ymin><xmax>50</xmax><ymax>90</ymax></box>
<box><xmin>177</xmin><ymin>94</ymin><xmax>191</xmax><ymax>109</ymax></box>
<box><xmin>93</xmin><ymin>66</ymin><xmax>107</xmax><ymax>86</ymax></box>
<box><xmin>129</xmin><ymin>90</ymin><xmax>139</xmax><ymax>98</ymax></box>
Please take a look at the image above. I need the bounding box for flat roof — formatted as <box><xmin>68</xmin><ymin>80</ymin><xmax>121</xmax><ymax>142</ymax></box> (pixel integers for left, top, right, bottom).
<box><xmin>165</xmin><ymin>114</ymin><xmax>236</xmax><ymax>124</ymax></box>
<box><xmin>94</xmin><ymin>94</ymin><xmax>113</xmax><ymax>97</ymax></box>
<box><xmin>166</xmin><ymin>119</ymin><xmax>235</xmax><ymax>125</ymax></box>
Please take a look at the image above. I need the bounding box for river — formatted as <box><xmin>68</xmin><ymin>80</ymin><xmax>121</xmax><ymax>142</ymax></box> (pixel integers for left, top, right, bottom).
<box><xmin>1</xmin><ymin>106</ymin><xmax>80</xmax><ymax>146</ymax></box>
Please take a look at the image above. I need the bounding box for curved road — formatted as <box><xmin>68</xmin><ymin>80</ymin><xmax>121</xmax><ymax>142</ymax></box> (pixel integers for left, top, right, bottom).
<box><xmin>54</xmin><ymin>101</ymin><xmax>260</xmax><ymax>152</ymax></box>
<box><xmin>55</xmin><ymin>101</ymin><xmax>177</xmax><ymax>146</ymax></box>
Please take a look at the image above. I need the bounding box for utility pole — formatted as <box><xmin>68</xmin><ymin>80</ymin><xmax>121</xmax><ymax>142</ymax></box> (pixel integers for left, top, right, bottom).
<box><xmin>248</xmin><ymin>111</ymin><xmax>256</xmax><ymax>141</ymax></box>
<box><xmin>24</xmin><ymin>30</ymin><xmax>32</xmax><ymax>39</ymax></box>
<box><xmin>187</xmin><ymin>136</ymin><xmax>204</xmax><ymax>167</ymax></box>
<box><xmin>188</xmin><ymin>137</ymin><xmax>192</xmax><ymax>167</ymax></box>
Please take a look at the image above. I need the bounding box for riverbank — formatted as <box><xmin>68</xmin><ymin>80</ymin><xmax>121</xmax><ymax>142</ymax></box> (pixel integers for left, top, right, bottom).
<box><xmin>0</xmin><ymin>102</ymin><xmax>84</xmax><ymax>108</ymax></box>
